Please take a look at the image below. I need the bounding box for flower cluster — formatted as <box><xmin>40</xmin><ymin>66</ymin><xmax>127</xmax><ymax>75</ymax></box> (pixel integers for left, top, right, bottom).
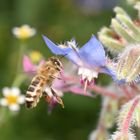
<box><xmin>97</xmin><ymin>1</ymin><xmax>140</xmax><ymax>139</ymax></box>
<box><xmin>39</xmin><ymin>0</ymin><xmax>140</xmax><ymax>139</ymax></box>
<box><xmin>42</xmin><ymin>32</ymin><xmax>140</xmax><ymax>138</ymax></box>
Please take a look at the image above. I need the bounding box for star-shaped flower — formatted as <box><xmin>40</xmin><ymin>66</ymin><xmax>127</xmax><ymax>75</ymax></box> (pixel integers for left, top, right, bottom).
<box><xmin>43</xmin><ymin>35</ymin><xmax>114</xmax><ymax>89</ymax></box>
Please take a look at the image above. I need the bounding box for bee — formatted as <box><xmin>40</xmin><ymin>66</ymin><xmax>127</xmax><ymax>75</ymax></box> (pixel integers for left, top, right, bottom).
<box><xmin>25</xmin><ymin>56</ymin><xmax>64</xmax><ymax>109</ymax></box>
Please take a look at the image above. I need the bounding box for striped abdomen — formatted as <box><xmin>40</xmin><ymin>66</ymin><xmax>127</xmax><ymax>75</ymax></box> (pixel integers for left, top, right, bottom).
<box><xmin>25</xmin><ymin>75</ymin><xmax>46</xmax><ymax>109</ymax></box>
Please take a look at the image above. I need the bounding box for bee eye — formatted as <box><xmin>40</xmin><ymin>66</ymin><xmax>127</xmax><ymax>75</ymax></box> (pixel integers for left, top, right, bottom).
<box><xmin>54</xmin><ymin>61</ymin><xmax>60</xmax><ymax>66</ymax></box>
<box><xmin>54</xmin><ymin>61</ymin><xmax>58</xmax><ymax>65</ymax></box>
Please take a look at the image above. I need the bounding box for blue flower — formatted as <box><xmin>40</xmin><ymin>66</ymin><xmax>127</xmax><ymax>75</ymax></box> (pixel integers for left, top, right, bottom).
<box><xmin>43</xmin><ymin>35</ymin><xmax>116</xmax><ymax>88</ymax></box>
<box><xmin>43</xmin><ymin>35</ymin><xmax>106</xmax><ymax>67</ymax></box>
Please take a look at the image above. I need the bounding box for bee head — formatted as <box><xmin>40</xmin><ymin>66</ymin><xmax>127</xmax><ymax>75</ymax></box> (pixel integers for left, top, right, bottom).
<box><xmin>49</xmin><ymin>57</ymin><xmax>63</xmax><ymax>70</ymax></box>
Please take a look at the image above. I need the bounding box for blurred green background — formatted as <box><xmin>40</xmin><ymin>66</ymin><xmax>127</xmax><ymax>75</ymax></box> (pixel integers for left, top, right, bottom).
<box><xmin>0</xmin><ymin>0</ymin><xmax>129</xmax><ymax>140</ymax></box>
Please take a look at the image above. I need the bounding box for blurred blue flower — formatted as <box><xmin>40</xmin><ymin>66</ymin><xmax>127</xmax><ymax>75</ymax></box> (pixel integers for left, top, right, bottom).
<box><xmin>43</xmin><ymin>35</ymin><xmax>115</xmax><ymax>88</ymax></box>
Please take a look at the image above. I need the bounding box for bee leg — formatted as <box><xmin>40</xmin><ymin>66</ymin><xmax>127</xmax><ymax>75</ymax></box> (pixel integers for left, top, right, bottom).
<box><xmin>50</xmin><ymin>88</ymin><xmax>64</xmax><ymax>108</ymax></box>
<box><xmin>50</xmin><ymin>75</ymin><xmax>62</xmax><ymax>80</ymax></box>
<box><xmin>43</xmin><ymin>91</ymin><xmax>47</xmax><ymax>96</ymax></box>
<box><xmin>45</xmin><ymin>95</ymin><xmax>52</xmax><ymax>104</ymax></box>
<box><xmin>43</xmin><ymin>91</ymin><xmax>53</xmax><ymax>104</ymax></box>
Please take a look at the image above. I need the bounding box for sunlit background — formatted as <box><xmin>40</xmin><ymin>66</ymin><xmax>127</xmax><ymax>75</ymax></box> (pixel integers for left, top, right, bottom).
<box><xmin>0</xmin><ymin>0</ymin><xmax>131</xmax><ymax>140</ymax></box>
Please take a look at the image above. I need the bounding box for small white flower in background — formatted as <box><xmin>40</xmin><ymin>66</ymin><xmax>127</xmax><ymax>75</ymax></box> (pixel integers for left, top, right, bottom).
<box><xmin>0</xmin><ymin>87</ymin><xmax>25</xmax><ymax>111</ymax></box>
<box><xmin>12</xmin><ymin>24</ymin><xmax>36</xmax><ymax>39</ymax></box>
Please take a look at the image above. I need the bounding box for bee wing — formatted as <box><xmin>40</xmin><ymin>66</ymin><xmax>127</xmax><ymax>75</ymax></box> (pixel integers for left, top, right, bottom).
<box><xmin>43</xmin><ymin>87</ymin><xmax>64</xmax><ymax>108</ymax></box>
<box><xmin>51</xmin><ymin>88</ymin><xmax>64</xmax><ymax>108</ymax></box>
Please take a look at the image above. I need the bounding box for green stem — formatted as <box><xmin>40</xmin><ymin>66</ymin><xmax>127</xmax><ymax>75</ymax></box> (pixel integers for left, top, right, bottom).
<box><xmin>12</xmin><ymin>74</ymin><xmax>27</xmax><ymax>87</ymax></box>
<box><xmin>12</xmin><ymin>40</ymin><xmax>27</xmax><ymax>87</ymax></box>
<box><xmin>16</xmin><ymin>41</ymin><xmax>26</xmax><ymax>74</ymax></box>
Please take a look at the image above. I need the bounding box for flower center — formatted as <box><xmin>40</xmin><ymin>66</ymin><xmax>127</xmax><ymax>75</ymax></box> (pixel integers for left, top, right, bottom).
<box><xmin>78</xmin><ymin>67</ymin><xmax>98</xmax><ymax>90</ymax></box>
<box><xmin>7</xmin><ymin>95</ymin><xmax>18</xmax><ymax>104</ymax></box>
<box><xmin>59</xmin><ymin>44</ymin><xmax>68</xmax><ymax>48</ymax></box>
<box><xmin>20</xmin><ymin>27</ymin><xmax>30</xmax><ymax>38</ymax></box>
<box><xmin>59</xmin><ymin>40</ymin><xmax>78</xmax><ymax>51</ymax></box>
<box><xmin>67</xmin><ymin>41</ymin><xmax>78</xmax><ymax>51</ymax></box>
<box><xmin>78</xmin><ymin>67</ymin><xmax>98</xmax><ymax>81</ymax></box>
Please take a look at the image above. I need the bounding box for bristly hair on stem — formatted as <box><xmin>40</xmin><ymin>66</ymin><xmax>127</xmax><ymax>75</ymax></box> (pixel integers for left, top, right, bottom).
<box><xmin>110</xmin><ymin>96</ymin><xmax>140</xmax><ymax>140</ymax></box>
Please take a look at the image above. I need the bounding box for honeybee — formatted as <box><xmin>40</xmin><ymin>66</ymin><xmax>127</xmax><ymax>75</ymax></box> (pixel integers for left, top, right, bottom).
<box><xmin>25</xmin><ymin>56</ymin><xmax>64</xmax><ymax>109</ymax></box>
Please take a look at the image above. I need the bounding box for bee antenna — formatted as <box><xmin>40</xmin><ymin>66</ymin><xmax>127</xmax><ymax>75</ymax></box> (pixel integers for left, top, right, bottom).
<box><xmin>59</xmin><ymin>54</ymin><xmax>67</xmax><ymax>59</ymax></box>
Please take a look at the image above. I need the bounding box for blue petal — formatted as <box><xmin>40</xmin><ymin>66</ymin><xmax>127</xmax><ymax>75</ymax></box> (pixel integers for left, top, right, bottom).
<box><xmin>66</xmin><ymin>50</ymin><xmax>83</xmax><ymax>66</ymax></box>
<box><xmin>101</xmin><ymin>66</ymin><xmax>117</xmax><ymax>78</ymax></box>
<box><xmin>42</xmin><ymin>35</ymin><xmax>72</xmax><ymax>55</ymax></box>
<box><xmin>79</xmin><ymin>36</ymin><xmax>106</xmax><ymax>67</ymax></box>
<box><xmin>101</xmin><ymin>66</ymin><xmax>126</xmax><ymax>84</ymax></box>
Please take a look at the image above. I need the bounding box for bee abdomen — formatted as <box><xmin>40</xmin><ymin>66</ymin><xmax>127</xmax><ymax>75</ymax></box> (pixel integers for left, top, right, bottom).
<box><xmin>25</xmin><ymin>76</ymin><xmax>45</xmax><ymax>109</ymax></box>
<box><xmin>25</xmin><ymin>86</ymin><xmax>37</xmax><ymax>108</ymax></box>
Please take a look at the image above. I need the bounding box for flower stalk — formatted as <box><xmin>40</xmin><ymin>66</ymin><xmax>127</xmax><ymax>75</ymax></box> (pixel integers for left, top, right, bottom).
<box><xmin>121</xmin><ymin>96</ymin><xmax>140</xmax><ymax>133</ymax></box>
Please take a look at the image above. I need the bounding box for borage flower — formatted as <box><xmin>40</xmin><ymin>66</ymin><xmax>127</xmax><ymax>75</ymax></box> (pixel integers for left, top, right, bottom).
<box><xmin>0</xmin><ymin>87</ymin><xmax>25</xmax><ymax>111</ymax></box>
<box><xmin>12</xmin><ymin>24</ymin><xmax>36</xmax><ymax>40</ymax></box>
<box><xmin>23</xmin><ymin>56</ymin><xmax>94</xmax><ymax>112</ymax></box>
<box><xmin>43</xmin><ymin>35</ymin><xmax>114</xmax><ymax>90</ymax></box>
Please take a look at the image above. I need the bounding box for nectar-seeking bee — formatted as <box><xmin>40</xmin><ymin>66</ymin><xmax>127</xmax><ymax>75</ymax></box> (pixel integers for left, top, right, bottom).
<box><xmin>25</xmin><ymin>56</ymin><xmax>64</xmax><ymax>109</ymax></box>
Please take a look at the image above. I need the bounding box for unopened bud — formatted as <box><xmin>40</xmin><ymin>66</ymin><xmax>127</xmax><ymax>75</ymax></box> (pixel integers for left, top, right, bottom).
<box><xmin>116</xmin><ymin>44</ymin><xmax>140</xmax><ymax>83</ymax></box>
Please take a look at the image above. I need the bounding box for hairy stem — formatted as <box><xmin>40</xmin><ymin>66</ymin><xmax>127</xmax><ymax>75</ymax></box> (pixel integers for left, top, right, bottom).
<box><xmin>88</xmin><ymin>85</ymin><xmax>118</xmax><ymax>99</ymax></box>
<box><xmin>119</xmin><ymin>85</ymin><xmax>132</xmax><ymax>99</ymax></box>
<box><xmin>122</xmin><ymin>96</ymin><xmax>140</xmax><ymax>133</ymax></box>
<box><xmin>62</xmin><ymin>75</ymin><xmax>118</xmax><ymax>99</ymax></box>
